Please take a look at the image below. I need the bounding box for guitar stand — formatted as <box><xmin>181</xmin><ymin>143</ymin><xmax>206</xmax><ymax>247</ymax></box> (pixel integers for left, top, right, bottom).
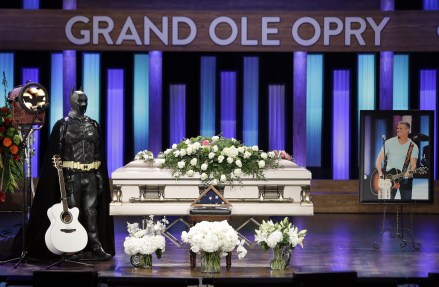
<box><xmin>373</xmin><ymin>204</ymin><xmax>421</xmax><ymax>250</ymax></box>
<box><xmin>45</xmin><ymin>254</ymin><xmax>95</xmax><ymax>270</ymax></box>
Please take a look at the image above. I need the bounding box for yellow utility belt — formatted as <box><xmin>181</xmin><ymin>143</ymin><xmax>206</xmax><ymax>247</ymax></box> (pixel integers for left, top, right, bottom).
<box><xmin>62</xmin><ymin>161</ymin><xmax>101</xmax><ymax>171</ymax></box>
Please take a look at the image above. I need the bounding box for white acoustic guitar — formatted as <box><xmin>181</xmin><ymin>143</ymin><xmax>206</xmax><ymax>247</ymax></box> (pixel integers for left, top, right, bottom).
<box><xmin>45</xmin><ymin>155</ymin><xmax>88</xmax><ymax>255</ymax></box>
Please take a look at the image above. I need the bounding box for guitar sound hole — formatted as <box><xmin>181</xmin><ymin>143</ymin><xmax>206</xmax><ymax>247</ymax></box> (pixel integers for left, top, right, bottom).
<box><xmin>61</xmin><ymin>212</ymin><xmax>73</xmax><ymax>224</ymax></box>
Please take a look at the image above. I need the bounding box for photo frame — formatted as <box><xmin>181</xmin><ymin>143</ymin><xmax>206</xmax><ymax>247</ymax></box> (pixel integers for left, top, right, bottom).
<box><xmin>359</xmin><ymin>110</ymin><xmax>434</xmax><ymax>204</ymax></box>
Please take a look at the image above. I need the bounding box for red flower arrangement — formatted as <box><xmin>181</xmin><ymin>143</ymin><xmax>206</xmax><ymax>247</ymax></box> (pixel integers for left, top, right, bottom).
<box><xmin>0</xmin><ymin>106</ymin><xmax>24</xmax><ymax>203</ymax></box>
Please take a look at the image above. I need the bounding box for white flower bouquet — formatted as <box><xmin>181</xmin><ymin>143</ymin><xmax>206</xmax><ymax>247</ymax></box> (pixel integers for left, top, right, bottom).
<box><xmin>254</xmin><ymin>217</ymin><xmax>306</xmax><ymax>270</ymax></box>
<box><xmin>158</xmin><ymin>135</ymin><xmax>288</xmax><ymax>185</ymax></box>
<box><xmin>134</xmin><ymin>149</ymin><xmax>154</xmax><ymax>164</ymax></box>
<box><xmin>123</xmin><ymin>215</ymin><xmax>168</xmax><ymax>267</ymax></box>
<box><xmin>181</xmin><ymin>220</ymin><xmax>247</xmax><ymax>272</ymax></box>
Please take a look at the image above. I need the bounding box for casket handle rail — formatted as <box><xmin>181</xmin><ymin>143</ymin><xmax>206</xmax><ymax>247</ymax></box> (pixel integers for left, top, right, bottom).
<box><xmin>300</xmin><ymin>185</ymin><xmax>312</xmax><ymax>205</ymax></box>
<box><xmin>112</xmin><ymin>185</ymin><xmax>122</xmax><ymax>202</ymax></box>
<box><xmin>128</xmin><ymin>197</ymin><xmax>294</xmax><ymax>203</ymax></box>
<box><xmin>139</xmin><ymin>185</ymin><xmax>165</xmax><ymax>201</ymax></box>
<box><xmin>258</xmin><ymin>185</ymin><xmax>285</xmax><ymax>201</ymax></box>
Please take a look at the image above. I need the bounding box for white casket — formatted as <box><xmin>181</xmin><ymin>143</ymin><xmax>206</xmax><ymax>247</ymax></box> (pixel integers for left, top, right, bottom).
<box><xmin>110</xmin><ymin>159</ymin><xmax>313</xmax><ymax>216</ymax></box>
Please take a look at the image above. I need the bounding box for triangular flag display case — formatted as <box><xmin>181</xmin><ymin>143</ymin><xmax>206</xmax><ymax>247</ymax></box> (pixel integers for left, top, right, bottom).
<box><xmin>191</xmin><ymin>185</ymin><xmax>232</xmax><ymax>208</ymax></box>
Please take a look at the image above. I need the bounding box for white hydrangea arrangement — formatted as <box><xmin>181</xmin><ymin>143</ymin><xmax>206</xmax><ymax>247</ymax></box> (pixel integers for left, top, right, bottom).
<box><xmin>255</xmin><ymin>217</ymin><xmax>306</xmax><ymax>251</ymax></box>
<box><xmin>181</xmin><ymin>220</ymin><xmax>247</xmax><ymax>259</ymax></box>
<box><xmin>123</xmin><ymin>215</ymin><xmax>168</xmax><ymax>258</ymax></box>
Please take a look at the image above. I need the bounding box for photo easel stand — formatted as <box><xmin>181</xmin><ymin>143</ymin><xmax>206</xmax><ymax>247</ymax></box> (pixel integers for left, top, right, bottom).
<box><xmin>373</xmin><ymin>203</ymin><xmax>421</xmax><ymax>250</ymax></box>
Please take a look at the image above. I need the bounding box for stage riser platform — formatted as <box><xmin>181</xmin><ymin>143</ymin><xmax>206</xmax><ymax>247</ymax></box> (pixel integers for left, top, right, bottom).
<box><xmin>1</xmin><ymin>213</ymin><xmax>439</xmax><ymax>287</ymax></box>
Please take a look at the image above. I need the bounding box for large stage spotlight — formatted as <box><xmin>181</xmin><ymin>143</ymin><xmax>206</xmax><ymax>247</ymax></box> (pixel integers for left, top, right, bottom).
<box><xmin>7</xmin><ymin>81</ymin><xmax>48</xmax><ymax>126</ymax></box>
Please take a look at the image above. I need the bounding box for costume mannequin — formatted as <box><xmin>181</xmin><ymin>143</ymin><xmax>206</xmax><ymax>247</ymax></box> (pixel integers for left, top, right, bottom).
<box><xmin>26</xmin><ymin>89</ymin><xmax>114</xmax><ymax>261</ymax></box>
<box><xmin>59</xmin><ymin>90</ymin><xmax>111</xmax><ymax>260</ymax></box>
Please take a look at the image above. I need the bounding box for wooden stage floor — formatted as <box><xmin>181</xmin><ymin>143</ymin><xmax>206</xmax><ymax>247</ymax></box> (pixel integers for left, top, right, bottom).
<box><xmin>1</xmin><ymin>212</ymin><xmax>439</xmax><ymax>286</ymax></box>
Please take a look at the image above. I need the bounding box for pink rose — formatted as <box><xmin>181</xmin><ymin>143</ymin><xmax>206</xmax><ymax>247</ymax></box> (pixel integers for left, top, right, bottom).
<box><xmin>202</xmin><ymin>140</ymin><xmax>210</xmax><ymax>146</ymax></box>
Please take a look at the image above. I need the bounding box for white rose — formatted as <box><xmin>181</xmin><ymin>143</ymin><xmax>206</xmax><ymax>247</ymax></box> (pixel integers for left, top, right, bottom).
<box><xmin>201</xmin><ymin>173</ymin><xmax>208</xmax><ymax>180</ymax></box>
<box><xmin>180</xmin><ymin>149</ymin><xmax>187</xmax><ymax>156</ymax></box>
<box><xmin>220</xmin><ymin>175</ymin><xmax>227</xmax><ymax>182</ymax></box>
<box><xmin>186</xmin><ymin>170</ymin><xmax>194</xmax><ymax>177</ymax></box>
<box><xmin>187</xmin><ymin>146</ymin><xmax>193</xmax><ymax>155</ymax></box>
<box><xmin>185</xmin><ymin>139</ymin><xmax>190</xmax><ymax>144</ymax></box>
<box><xmin>173</xmin><ymin>150</ymin><xmax>180</xmax><ymax>157</ymax></box>
<box><xmin>238</xmin><ymin>146</ymin><xmax>245</xmax><ymax>153</ymax></box>
<box><xmin>212</xmin><ymin>136</ymin><xmax>219</xmax><ymax>142</ymax></box>
<box><xmin>178</xmin><ymin>161</ymin><xmax>185</xmax><ymax>169</ymax></box>
<box><xmin>190</xmin><ymin>158</ymin><xmax>197</xmax><ymax>166</ymax></box>
<box><xmin>243</xmin><ymin>151</ymin><xmax>251</xmax><ymax>159</ymax></box>
<box><xmin>261</xmin><ymin>152</ymin><xmax>267</xmax><ymax>159</ymax></box>
<box><xmin>234</xmin><ymin>168</ymin><xmax>242</xmax><ymax>177</ymax></box>
<box><xmin>172</xmin><ymin>144</ymin><xmax>177</xmax><ymax>149</ymax></box>
<box><xmin>193</xmin><ymin>142</ymin><xmax>201</xmax><ymax>150</ymax></box>
<box><xmin>201</xmin><ymin>163</ymin><xmax>208</xmax><ymax>171</ymax></box>
<box><xmin>218</xmin><ymin>155</ymin><xmax>225</xmax><ymax>163</ymax></box>
<box><xmin>258</xmin><ymin>160</ymin><xmax>265</xmax><ymax>168</ymax></box>
<box><xmin>222</xmin><ymin>147</ymin><xmax>228</xmax><ymax>155</ymax></box>
<box><xmin>156</xmin><ymin>158</ymin><xmax>165</xmax><ymax>165</ymax></box>
<box><xmin>235</xmin><ymin>159</ymin><xmax>242</xmax><ymax>167</ymax></box>
<box><xmin>164</xmin><ymin>148</ymin><xmax>172</xmax><ymax>155</ymax></box>
<box><xmin>227</xmin><ymin>157</ymin><xmax>234</xmax><ymax>164</ymax></box>
<box><xmin>252</xmin><ymin>145</ymin><xmax>259</xmax><ymax>151</ymax></box>
<box><xmin>268</xmin><ymin>151</ymin><xmax>275</xmax><ymax>158</ymax></box>
<box><xmin>209</xmin><ymin>152</ymin><xmax>215</xmax><ymax>159</ymax></box>
<box><xmin>213</xmin><ymin>145</ymin><xmax>218</xmax><ymax>152</ymax></box>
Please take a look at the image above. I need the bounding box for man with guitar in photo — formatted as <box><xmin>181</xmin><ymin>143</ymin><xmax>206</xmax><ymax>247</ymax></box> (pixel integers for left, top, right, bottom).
<box><xmin>375</xmin><ymin>121</ymin><xmax>419</xmax><ymax>200</ymax></box>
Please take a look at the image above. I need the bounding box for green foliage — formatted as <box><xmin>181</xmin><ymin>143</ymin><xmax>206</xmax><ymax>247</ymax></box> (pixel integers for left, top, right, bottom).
<box><xmin>0</xmin><ymin>106</ymin><xmax>24</xmax><ymax>197</ymax></box>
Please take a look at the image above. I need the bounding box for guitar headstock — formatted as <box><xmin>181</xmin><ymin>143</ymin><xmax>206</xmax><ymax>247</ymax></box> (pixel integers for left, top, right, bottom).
<box><xmin>52</xmin><ymin>154</ymin><xmax>63</xmax><ymax>170</ymax></box>
<box><xmin>416</xmin><ymin>166</ymin><xmax>428</xmax><ymax>175</ymax></box>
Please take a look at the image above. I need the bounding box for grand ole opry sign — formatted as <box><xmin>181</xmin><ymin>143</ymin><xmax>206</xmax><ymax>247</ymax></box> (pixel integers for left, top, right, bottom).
<box><xmin>0</xmin><ymin>9</ymin><xmax>439</xmax><ymax>51</ymax></box>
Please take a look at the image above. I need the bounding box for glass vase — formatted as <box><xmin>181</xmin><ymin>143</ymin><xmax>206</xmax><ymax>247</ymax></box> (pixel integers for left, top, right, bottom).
<box><xmin>201</xmin><ymin>251</ymin><xmax>221</xmax><ymax>273</ymax></box>
<box><xmin>270</xmin><ymin>245</ymin><xmax>291</xmax><ymax>270</ymax></box>
<box><xmin>130</xmin><ymin>254</ymin><xmax>153</xmax><ymax>269</ymax></box>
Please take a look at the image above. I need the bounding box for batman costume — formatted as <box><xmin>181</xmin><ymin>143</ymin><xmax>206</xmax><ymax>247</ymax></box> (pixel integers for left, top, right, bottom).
<box><xmin>26</xmin><ymin>90</ymin><xmax>114</xmax><ymax>261</ymax></box>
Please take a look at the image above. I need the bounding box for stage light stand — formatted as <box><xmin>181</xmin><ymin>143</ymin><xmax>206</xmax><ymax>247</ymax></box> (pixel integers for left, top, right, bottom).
<box><xmin>0</xmin><ymin>115</ymin><xmax>43</xmax><ymax>268</ymax></box>
<box><xmin>0</xmin><ymin>81</ymin><xmax>48</xmax><ymax>268</ymax></box>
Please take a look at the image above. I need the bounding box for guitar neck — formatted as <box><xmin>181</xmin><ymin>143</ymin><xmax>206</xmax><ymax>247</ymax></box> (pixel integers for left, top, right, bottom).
<box><xmin>389</xmin><ymin>168</ymin><xmax>418</xmax><ymax>180</ymax></box>
<box><xmin>57</xmin><ymin>169</ymin><xmax>69</xmax><ymax>212</ymax></box>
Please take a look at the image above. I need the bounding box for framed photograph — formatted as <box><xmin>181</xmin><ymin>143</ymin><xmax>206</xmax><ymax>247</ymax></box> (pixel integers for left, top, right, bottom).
<box><xmin>359</xmin><ymin>110</ymin><xmax>434</xmax><ymax>204</ymax></box>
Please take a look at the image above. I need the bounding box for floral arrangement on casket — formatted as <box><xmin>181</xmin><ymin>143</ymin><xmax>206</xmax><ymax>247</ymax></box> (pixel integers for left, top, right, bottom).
<box><xmin>0</xmin><ymin>105</ymin><xmax>24</xmax><ymax>203</ymax></box>
<box><xmin>155</xmin><ymin>135</ymin><xmax>291</xmax><ymax>185</ymax></box>
<box><xmin>181</xmin><ymin>220</ymin><xmax>247</xmax><ymax>272</ymax></box>
<box><xmin>134</xmin><ymin>149</ymin><xmax>154</xmax><ymax>165</ymax></box>
<box><xmin>123</xmin><ymin>215</ymin><xmax>168</xmax><ymax>268</ymax></box>
<box><xmin>255</xmin><ymin>217</ymin><xmax>307</xmax><ymax>270</ymax></box>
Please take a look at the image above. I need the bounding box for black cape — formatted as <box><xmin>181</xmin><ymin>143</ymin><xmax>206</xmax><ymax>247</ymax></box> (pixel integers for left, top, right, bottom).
<box><xmin>26</xmin><ymin>119</ymin><xmax>115</xmax><ymax>260</ymax></box>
